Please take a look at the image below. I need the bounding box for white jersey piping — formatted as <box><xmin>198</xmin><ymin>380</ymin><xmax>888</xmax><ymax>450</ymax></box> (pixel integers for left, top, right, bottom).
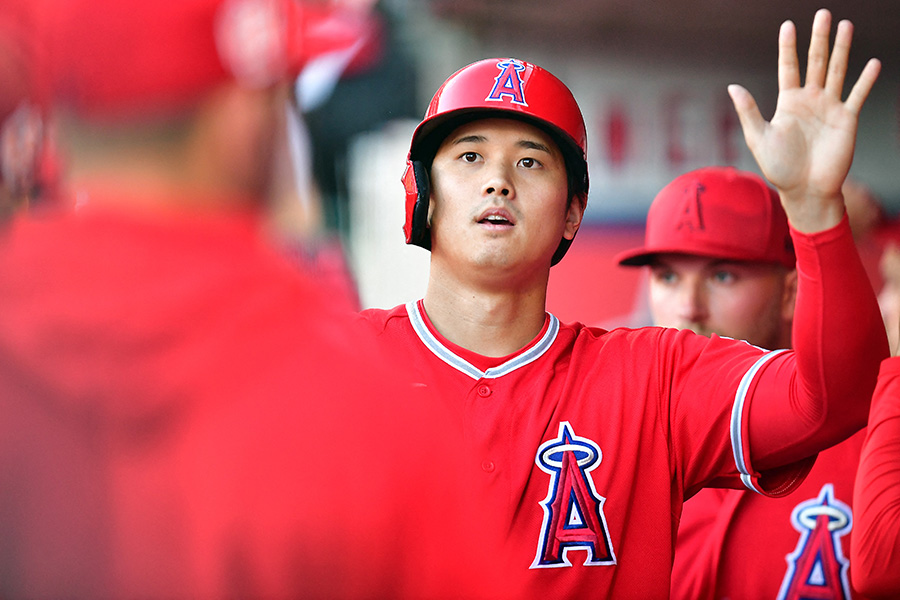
<box><xmin>405</xmin><ymin>301</ymin><xmax>560</xmax><ymax>380</ymax></box>
<box><xmin>730</xmin><ymin>348</ymin><xmax>789</xmax><ymax>494</ymax></box>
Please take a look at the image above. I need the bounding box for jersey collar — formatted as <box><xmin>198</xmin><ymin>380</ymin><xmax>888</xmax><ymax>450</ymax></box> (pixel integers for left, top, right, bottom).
<box><xmin>406</xmin><ymin>300</ymin><xmax>559</xmax><ymax>380</ymax></box>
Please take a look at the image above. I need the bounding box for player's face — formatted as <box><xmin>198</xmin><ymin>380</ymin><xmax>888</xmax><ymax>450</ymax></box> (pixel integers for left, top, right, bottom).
<box><xmin>648</xmin><ymin>254</ymin><xmax>796</xmax><ymax>350</ymax></box>
<box><xmin>428</xmin><ymin>118</ymin><xmax>580</xmax><ymax>275</ymax></box>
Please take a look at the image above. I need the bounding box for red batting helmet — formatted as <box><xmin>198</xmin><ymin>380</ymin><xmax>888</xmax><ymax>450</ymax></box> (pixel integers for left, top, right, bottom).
<box><xmin>402</xmin><ymin>58</ymin><xmax>589</xmax><ymax>265</ymax></box>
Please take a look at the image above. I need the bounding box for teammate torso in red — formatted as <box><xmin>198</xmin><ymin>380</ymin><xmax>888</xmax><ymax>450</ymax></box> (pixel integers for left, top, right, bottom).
<box><xmin>672</xmin><ymin>432</ymin><xmax>869</xmax><ymax>599</ymax></box>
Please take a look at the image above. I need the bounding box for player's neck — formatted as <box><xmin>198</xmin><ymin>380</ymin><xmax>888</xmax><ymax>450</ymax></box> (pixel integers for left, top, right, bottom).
<box><xmin>422</xmin><ymin>274</ymin><xmax>549</xmax><ymax>357</ymax></box>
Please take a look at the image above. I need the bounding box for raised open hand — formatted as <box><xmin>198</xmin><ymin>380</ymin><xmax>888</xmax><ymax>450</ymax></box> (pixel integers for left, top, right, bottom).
<box><xmin>728</xmin><ymin>9</ymin><xmax>881</xmax><ymax>233</ymax></box>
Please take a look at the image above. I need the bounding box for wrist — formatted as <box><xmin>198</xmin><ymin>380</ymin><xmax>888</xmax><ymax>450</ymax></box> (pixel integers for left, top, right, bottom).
<box><xmin>781</xmin><ymin>193</ymin><xmax>846</xmax><ymax>234</ymax></box>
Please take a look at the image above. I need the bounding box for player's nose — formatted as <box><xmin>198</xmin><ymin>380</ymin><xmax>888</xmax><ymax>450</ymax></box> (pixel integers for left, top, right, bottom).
<box><xmin>675</xmin><ymin>278</ymin><xmax>709</xmax><ymax>324</ymax></box>
<box><xmin>482</xmin><ymin>163</ymin><xmax>514</xmax><ymax>199</ymax></box>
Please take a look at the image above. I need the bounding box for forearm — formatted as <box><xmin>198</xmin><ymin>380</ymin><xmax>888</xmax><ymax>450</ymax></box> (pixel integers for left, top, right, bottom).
<box><xmin>748</xmin><ymin>214</ymin><xmax>888</xmax><ymax>469</ymax></box>
<box><xmin>851</xmin><ymin>358</ymin><xmax>900</xmax><ymax>598</ymax></box>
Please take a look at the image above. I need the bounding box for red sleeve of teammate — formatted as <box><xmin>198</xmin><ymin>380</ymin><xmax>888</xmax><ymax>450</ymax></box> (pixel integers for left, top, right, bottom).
<box><xmin>851</xmin><ymin>357</ymin><xmax>900</xmax><ymax>598</ymax></box>
<box><xmin>746</xmin><ymin>215</ymin><xmax>889</xmax><ymax>471</ymax></box>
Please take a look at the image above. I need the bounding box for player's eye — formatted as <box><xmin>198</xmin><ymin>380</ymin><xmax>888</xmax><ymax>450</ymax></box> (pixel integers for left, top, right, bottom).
<box><xmin>651</xmin><ymin>269</ymin><xmax>678</xmax><ymax>285</ymax></box>
<box><xmin>711</xmin><ymin>270</ymin><xmax>736</xmax><ymax>284</ymax></box>
<box><xmin>518</xmin><ymin>157</ymin><xmax>541</xmax><ymax>168</ymax></box>
<box><xmin>460</xmin><ymin>151</ymin><xmax>480</xmax><ymax>163</ymax></box>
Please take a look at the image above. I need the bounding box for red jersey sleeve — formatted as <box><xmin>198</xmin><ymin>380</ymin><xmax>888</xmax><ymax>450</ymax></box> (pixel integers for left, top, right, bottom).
<box><xmin>668</xmin><ymin>335</ymin><xmax>813</xmax><ymax>498</ymax></box>
<box><xmin>747</xmin><ymin>215</ymin><xmax>889</xmax><ymax>470</ymax></box>
<box><xmin>851</xmin><ymin>357</ymin><xmax>900</xmax><ymax>597</ymax></box>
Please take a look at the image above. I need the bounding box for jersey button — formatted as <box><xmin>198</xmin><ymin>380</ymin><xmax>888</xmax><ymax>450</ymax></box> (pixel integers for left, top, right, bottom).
<box><xmin>481</xmin><ymin>460</ymin><xmax>495</xmax><ymax>473</ymax></box>
<box><xmin>477</xmin><ymin>384</ymin><xmax>491</xmax><ymax>397</ymax></box>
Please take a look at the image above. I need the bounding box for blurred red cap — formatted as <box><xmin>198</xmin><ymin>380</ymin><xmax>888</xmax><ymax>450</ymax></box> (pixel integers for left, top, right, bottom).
<box><xmin>616</xmin><ymin>166</ymin><xmax>796</xmax><ymax>269</ymax></box>
<box><xmin>49</xmin><ymin>0</ymin><xmax>379</xmax><ymax>120</ymax></box>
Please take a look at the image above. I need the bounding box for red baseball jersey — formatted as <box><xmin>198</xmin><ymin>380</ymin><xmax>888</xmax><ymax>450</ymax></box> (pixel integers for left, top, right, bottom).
<box><xmin>671</xmin><ymin>431</ymin><xmax>869</xmax><ymax>599</ymax></box>
<box><xmin>851</xmin><ymin>357</ymin><xmax>900</xmax><ymax>597</ymax></box>
<box><xmin>357</xmin><ymin>300</ymin><xmax>813</xmax><ymax>598</ymax></box>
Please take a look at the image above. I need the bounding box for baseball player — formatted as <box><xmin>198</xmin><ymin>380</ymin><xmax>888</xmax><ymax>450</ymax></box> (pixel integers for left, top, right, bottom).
<box><xmin>0</xmin><ymin>1</ymin><xmax>482</xmax><ymax>598</ymax></box>
<box><xmin>356</xmin><ymin>9</ymin><xmax>887</xmax><ymax>598</ymax></box>
<box><xmin>617</xmin><ymin>166</ymin><xmax>871</xmax><ymax>599</ymax></box>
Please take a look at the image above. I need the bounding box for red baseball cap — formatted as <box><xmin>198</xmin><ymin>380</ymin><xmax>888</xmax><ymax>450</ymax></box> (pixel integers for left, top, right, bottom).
<box><xmin>616</xmin><ymin>166</ymin><xmax>795</xmax><ymax>269</ymax></box>
<box><xmin>47</xmin><ymin>0</ymin><xmax>379</xmax><ymax>120</ymax></box>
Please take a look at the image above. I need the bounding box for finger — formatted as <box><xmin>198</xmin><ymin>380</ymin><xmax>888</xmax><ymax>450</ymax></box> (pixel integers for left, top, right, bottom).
<box><xmin>845</xmin><ymin>58</ymin><xmax>882</xmax><ymax>115</ymax></box>
<box><xmin>728</xmin><ymin>84</ymin><xmax>765</xmax><ymax>150</ymax></box>
<box><xmin>778</xmin><ymin>20</ymin><xmax>800</xmax><ymax>91</ymax></box>
<box><xmin>825</xmin><ymin>19</ymin><xmax>852</xmax><ymax>97</ymax></box>
<box><xmin>805</xmin><ymin>8</ymin><xmax>833</xmax><ymax>88</ymax></box>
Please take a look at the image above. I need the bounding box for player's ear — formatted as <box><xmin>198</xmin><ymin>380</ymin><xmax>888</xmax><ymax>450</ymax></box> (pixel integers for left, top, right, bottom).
<box><xmin>563</xmin><ymin>195</ymin><xmax>585</xmax><ymax>240</ymax></box>
<box><xmin>427</xmin><ymin>178</ymin><xmax>435</xmax><ymax>227</ymax></box>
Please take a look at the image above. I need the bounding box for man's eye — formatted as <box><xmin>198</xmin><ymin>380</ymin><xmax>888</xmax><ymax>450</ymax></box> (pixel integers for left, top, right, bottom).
<box><xmin>519</xmin><ymin>157</ymin><xmax>540</xmax><ymax>168</ymax></box>
<box><xmin>461</xmin><ymin>152</ymin><xmax>479</xmax><ymax>162</ymax></box>
<box><xmin>712</xmin><ymin>271</ymin><xmax>736</xmax><ymax>284</ymax></box>
<box><xmin>652</xmin><ymin>270</ymin><xmax>677</xmax><ymax>284</ymax></box>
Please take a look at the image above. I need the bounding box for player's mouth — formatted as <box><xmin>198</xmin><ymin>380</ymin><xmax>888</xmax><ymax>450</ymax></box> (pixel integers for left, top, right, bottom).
<box><xmin>477</xmin><ymin>208</ymin><xmax>515</xmax><ymax>228</ymax></box>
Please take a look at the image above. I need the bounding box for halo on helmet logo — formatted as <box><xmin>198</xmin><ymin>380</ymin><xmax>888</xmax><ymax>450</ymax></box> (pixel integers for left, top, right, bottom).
<box><xmin>485</xmin><ymin>59</ymin><xmax>528</xmax><ymax>107</ymax></box>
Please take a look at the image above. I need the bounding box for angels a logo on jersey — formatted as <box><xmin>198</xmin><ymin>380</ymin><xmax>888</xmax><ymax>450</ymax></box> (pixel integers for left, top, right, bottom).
<box><xmin>776</xmin><ymin>484</ymin><xmax>853</xmax><ymax>600</ymax></box>
<box><xmin>486</xmin><ymin>60</ymin><xmax>528</xmax><ymax>106</ymax></box>
<box><xmin>531</xmin><ymin>421</ymin><xmax>615</xmax><ymax>569</ymax></box>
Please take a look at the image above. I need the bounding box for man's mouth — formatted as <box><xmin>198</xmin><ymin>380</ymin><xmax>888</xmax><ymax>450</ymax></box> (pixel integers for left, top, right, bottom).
<box><xmin>480</xmin><ymin>214</ymin><xmax>512</xmax><ymax>225</ymax></box>
<box><xmin>478</xmin><ymin>209</ymin><xmax>515</xmax><ymax>226</ymax></box>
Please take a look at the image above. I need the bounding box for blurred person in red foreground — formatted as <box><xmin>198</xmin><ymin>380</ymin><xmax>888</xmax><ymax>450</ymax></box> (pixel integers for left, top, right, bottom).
<box><xmin>618</xmin><ymin>166</ymin><xmax>874</xmax><ymax>599</ymax></box>
<box><xmin>852</xmin><ymin>242</ymin><xmax>900</xmax><ymax>598</ymax></box>
<box><xmin>0</xmin><ymin>1</ymin><xmax>481</xmax><ymax>598</ymax></box>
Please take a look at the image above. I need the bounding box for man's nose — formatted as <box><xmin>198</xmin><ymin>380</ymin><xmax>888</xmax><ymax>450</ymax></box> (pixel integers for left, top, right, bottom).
<box><xmin>483</xmin><ymin>164</ymin><xmax>513</xmax><ymax>198</ymax></box>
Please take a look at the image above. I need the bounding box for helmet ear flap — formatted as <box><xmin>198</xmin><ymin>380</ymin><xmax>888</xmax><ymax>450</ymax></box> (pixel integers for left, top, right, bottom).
<box><xmin>402</xmin><ymin>159</ymin><xmax>432</xmax><ymax>249</ymax></box>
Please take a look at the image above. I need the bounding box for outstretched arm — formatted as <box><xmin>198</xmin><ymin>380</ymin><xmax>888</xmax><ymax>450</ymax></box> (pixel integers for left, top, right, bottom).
<box><xmin>732</xmin><ymin>10</ymin><xmax>888</xmax><ymax>469</ymax></box>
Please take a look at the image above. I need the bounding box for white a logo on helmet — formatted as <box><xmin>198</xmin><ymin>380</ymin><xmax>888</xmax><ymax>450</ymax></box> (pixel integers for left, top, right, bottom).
<box><xmin>486</xmin><ymin>59</ymin><xmax>528</xmax><ymax>106</ymax></box>
<box><xmin>215</xmin><ymin>0</ymin><xmax>288</xmax><ymax>88</ymax></box>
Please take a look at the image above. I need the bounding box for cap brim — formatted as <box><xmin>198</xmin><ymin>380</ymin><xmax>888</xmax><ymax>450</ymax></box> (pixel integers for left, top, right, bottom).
<box><xmin>615</xmin><ymin>244</ymin><xmax>795</xmax><ymax>268</ymax></box>
<box><xmin>615</xmin><ymin>246</ymin><xmax>656</xmax><ymax>267</ymax></box>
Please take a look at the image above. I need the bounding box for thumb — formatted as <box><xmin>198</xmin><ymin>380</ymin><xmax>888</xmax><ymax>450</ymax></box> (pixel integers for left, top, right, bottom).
<box><xmin>727</xmin><ymin>84</ymin><xmax>765</xmax><ymax>153</ymax></box>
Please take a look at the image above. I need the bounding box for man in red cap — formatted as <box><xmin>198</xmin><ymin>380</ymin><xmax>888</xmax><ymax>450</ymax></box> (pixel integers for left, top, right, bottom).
<box><xmin>618</xmin><ymin>166</ymin><xmax>870</xmax><ymax>599</ymax></box>
<box><xmin>616</xmin><ymin>166</ymin><xmax>797</xmax><ymax>353</ymax></box>
<box><xmin>0</xmin><ymin>1</ymin><xmax>478</xmax><ymax>598</ymax></box>
<box><xmin>355</xmin><ymin>9</ymin><xmax>887</xmax><ymax>598</ymax></box>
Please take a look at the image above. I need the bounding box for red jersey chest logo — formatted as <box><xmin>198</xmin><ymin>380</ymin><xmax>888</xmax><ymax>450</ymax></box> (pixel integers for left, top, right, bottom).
<box><xmin>777</xmin><ymin>483</ymin><xmax>853</xmax><ymax>600</ymax></box>
<box><xmin>531</xmin><ymin>421</ymin><xmax>616</xmax><ymax>568</ymax></box>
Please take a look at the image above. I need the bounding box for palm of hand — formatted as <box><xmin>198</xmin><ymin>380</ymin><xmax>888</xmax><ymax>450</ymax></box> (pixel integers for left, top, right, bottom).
<box><xmin>759</xmin><ymin>87</ymin><xmax>858</xmax><ymax>202</ymax></box>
